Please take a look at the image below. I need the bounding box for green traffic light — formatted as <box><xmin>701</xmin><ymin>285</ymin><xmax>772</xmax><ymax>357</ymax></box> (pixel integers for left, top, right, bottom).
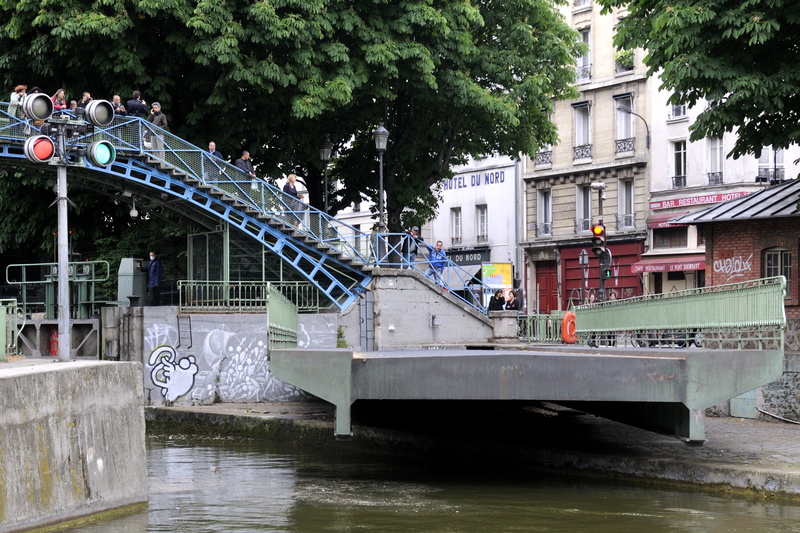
<box><xmin>86</xmin><ymin>140</ymin><xmax>116</xmax><ymax>167</ymax></box>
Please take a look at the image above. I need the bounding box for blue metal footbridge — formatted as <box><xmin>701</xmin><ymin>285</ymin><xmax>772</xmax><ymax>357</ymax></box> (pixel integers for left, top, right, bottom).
<box><xmin>0</xmin><ymin>103</ymin><xmax>490</xmax><ymax>313</ymax></box>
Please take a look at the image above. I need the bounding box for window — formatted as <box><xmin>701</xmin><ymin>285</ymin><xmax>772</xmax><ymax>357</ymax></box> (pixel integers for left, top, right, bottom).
<box><xmin>573</xmin><ymin>103</ymin><xmax>591</xmax><ymax>158</ymax></box>
<box><xmin>451</xmin><ymin>207</ymin><xmax>462</xmax><ymax>245</ymax></box>
<box><xmin>576</xmin><ymin>29</ymin><xmax>591</xmax><ymax>81</ymax></box>
<box><xmin>615</xmin><ymin>96</ymin><xmax>633</xmax><ymax>140</ymax></box>
<box><xmin>619</xmin><ymin>179</ymin><xmax>634</xmax><ymax>227</ymax></box>
<box><xmin>672</xmin><ymin>140</ymin><xmax>686</xmax><ymax>188</ymax></box>
<box><xmin>614</xmin><ymin>95</ymin><xmax>633</xmax><ymax>153</ymax></box>
<box><xmin>538</xmin><ymin>190</ymin><xmax>552</xmax><ymax>236</ymax></box>
<box><xmin>670</xmin><ymin>103</ymin><xmax>686</xmax><ymax>119</ymax></box>
<box><xmin>707</xmin><ymin>137</ymin><xmax>724</xmax><ymax>184</ymax></box>
<box><xmin>476</xmin><ymin>205</ymin><xmax>488</xmax><ymax>243</ymax></box>
<box><xmin>653</xmin><ymin>227</ymin><xmax>688</xmax><ymax>249</ymax></box>
<box><xmin>576</xmin><ymin>185</ymin><xmax>591</xmax><ymax>232</ymax></box>
<box><xmin>758</xmin><ymin>146</ymin><xmax>785</xmax><ymax>181</ymax></box>
<box><xmin>764</xmin><ymin>248</ymin><xmax>791</xmax><ymax>298</ymax></box>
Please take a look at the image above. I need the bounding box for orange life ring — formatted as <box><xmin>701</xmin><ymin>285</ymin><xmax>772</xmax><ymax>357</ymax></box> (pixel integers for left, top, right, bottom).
<box><xmin>561</xmin><ymin>311</ymin><xmax>577</xmax><ymax>344</ymax></box>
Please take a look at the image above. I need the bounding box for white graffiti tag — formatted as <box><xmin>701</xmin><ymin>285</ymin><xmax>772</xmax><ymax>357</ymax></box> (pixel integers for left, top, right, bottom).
<box><xmin>149</xmin><ymin>345</ymin><xmax>199</xmax><ymax>402</ymax></box>
<box><xmin>713</xmin><ymin>253</ymin><xmax>754</xmax><ymax>282</ymax></box>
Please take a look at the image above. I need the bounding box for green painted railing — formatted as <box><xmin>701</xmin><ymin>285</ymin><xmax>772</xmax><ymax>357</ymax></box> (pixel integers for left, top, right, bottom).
<box><xmin>573</xmin><ymin>276</ymin><xmax>787</xmax><ymax>349</ymax></box>
<box><xmin>267</xmin><ymin>287</ymin><xmax>298</xmax><ymax>350</ymax></box>
<box><xmin>177</xmin><ymin>280</ymin><xmax>319</xmax><ymax>313</ymax></box>
<box><xmin>517</xmin><ymin>311</ymin><xmax>565</xmax><ymax>343</ymax></box>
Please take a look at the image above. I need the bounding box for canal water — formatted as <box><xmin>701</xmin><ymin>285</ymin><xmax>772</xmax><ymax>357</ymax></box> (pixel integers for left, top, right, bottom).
<box><xmin>65</xmin><ymin>432</ymin><xmax>800</xmax><ymax>532</ymax></box>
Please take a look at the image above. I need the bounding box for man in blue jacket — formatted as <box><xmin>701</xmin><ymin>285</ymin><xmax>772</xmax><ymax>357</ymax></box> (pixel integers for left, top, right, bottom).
<box><xmin>424</xmin><ymin>240</ymin><xmax>447</xmax><ymax>286</ymax></box>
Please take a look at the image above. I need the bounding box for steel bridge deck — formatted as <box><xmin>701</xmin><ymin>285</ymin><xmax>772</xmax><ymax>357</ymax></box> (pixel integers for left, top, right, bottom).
<box><xmin>269</xmin><ymin>345</ymin><xmax>784</xmax><ymax>443</ymax></box>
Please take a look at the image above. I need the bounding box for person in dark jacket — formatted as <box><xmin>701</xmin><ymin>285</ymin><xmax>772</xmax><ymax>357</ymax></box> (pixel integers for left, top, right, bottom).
<box><xmin>488</xmin><ymin>290</ymin><xmax>506</xmax><ymax>311</ymax></box>
<box><xmin>140</xmin><ymin>251</ymin><xmax>164</xmax><ymax>306</ymax></box>
<box><xmin>126</xmin><ymin>90</ymin><xmax>148</xmax><ymax>118</ymax></box>
<box><xmin>505</xmin><ymin>290</ymin><xmax>520</xmax><ymax>311</ymax></box>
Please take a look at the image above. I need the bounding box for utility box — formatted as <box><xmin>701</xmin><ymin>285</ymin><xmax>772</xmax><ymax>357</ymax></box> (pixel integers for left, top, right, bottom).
<box><xmin>118</xmin><ymin>258</ymin><xmax>147</xmax><ymax>305</ymax></box>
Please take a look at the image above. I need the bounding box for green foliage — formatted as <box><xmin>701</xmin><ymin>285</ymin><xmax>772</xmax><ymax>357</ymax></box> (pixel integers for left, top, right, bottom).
<box><xmin>0</xmin><ymin>0</ymin><xmax>581</xmax><ymax>250</ymax></box>
<box><xmin>336</xmin><ymin>325</ymin><xmax>347</xmax><ymax>348</ymax></box>
<box><xmin>598</xmin><ymin>0</ymin><xmax>800</xmax><ymax>159</ymax></box>
<box><xmin>615</xmin><ymin>49</ymin><xmax>634</xmax><ymax>68</ymax></box>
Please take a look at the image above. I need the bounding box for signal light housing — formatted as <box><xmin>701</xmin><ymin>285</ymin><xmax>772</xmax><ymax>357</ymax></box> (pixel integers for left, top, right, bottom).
<box><xmin>22</xmin><ymin>93</ymin><xmax>54</xmax><ymax>122</ymax></box>
<box><xmin>86</xmin><ymin>140</ymin><xmax>116</xmax><ymax>167</ymax></box>
<box><xmin>23</xmin><ymin>135</ymin><xmax>55</xmax><ymax>163</ymax></box>
<box><xmin>84</xmin><ymin>100</ymin><xmax>115</xmax><ymax>127</ymax></box>
<box><xmin>590</xmin><ymin>224</ymin><xmax>606</xmax><ymax>256</ymax></box>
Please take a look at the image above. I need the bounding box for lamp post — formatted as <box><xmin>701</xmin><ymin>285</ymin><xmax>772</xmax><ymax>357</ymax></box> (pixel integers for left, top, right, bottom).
<box><xmin>319</xmin><ymin>137</ymin><xmax>333</xmax><ymax>213</ymax></box>
<box><xmin>616</xmin><ymin>104</ymin><xmax>650</xmax><ymax>149</ymax></box>
<box><xmin>372</xmin><ymin>123</ymin><xmax>389</xmax><ymax>232</ymax></box>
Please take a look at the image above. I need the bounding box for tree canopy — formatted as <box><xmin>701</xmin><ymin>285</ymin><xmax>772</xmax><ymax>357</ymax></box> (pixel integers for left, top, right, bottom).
<box><xmin>598</xmin><ymin>0</ymin><xmax>800</xmax><ymax>158</ymax></box>
<box><xmin>0</xmin><ymin>0</ymin><xmax>581</xmax><ymax>252</ymax></box>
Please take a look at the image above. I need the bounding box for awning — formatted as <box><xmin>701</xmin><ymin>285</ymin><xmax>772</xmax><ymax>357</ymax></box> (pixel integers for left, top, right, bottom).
<box><xmin>631</xmin><ymin>255</ymin><xmax>706</xmax><ymax>273</ymax></box>
<box><xmin>646</xmin><ymin>211</ymin><xmax>690</xmax><ymax>229</ymax></box>
<box><xmin>440</xmin><ymin>264</ymin><xmax>482</xmax><ymax>286</ymax></box>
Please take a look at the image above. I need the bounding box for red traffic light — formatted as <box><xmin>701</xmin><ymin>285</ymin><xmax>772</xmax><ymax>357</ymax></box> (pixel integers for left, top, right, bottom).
<box><xmin>590</xmin><ymin>224</ymin><xmax>606</xmax><ymax>256</ymax></box>
<box><xmin>23</xmin><ymin>135</ymin><xmax>55</xmax><ymax>163</ymax></box>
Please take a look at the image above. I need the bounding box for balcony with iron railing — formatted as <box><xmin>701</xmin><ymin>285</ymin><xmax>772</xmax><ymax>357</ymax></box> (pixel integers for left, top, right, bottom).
<box><xmin>615</xmin><ymin>138</ymin><xmax>634</xmax><ymax>153</ymax></box>
<box><xmin>575</xmin><ymin>64</ymin><xmax>592</xmax><ymax>82</ymax></box>
<box><xmin>573</xmin><ymin>144</ymin><xmax>592</xmax><ymax>160</ymax></box>
<box><xmin>707</xmin><ymin>172</ymin><xmax>724</xmax><ymax>185</ymax></box>
<box><xmin>535</xmin><ymin>150</ymin><xmax>552</xmax><ymax>166</ymax></box>
<box><xmin>616</xmin><ymin>213</ymin><xmax>635</xmax><ymax>229</ymax></box>
<box><xmin>756</xmin><ymin>167</ymin><xmax>785</xmax><ymax>184</ymax></box>
<box><xmin>574</xmin><ymin>218</ymin><xmax>591</xmax><ymax>234</ymax></box>
<box><xmin>535</xmin><ymin>222</ymin><xmax>552</xmax><ymax>238</ymax></box>
<box><xmin>615</xmin><ymin>61</ymin><xmax>634</xmax><ymax>74</ymax></box>
<box><xmin>672</xmin><ymin>175</ymin><xmax>686</xmax><ymax>189</ymax></box>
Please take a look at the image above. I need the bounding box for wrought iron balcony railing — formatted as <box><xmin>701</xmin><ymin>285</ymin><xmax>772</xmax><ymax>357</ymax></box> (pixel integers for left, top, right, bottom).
<box><xmin>573</xmin><ymin>144</ymin><xmax>592</xmax><ymax>160</ymax></box>
<box><xmin>672</xmin><ymin>175</ymin><xmax>686</xmax><ymax>189</ymax></box>
<box><xmin>615</xmin><ymin>138</ymin><xmax>634</xmax><ymax>153</ymax></box>
<box><xmin>707</xmin><ymin>172</ymin><xmax>724</xmax><ymax>185</ymax></box>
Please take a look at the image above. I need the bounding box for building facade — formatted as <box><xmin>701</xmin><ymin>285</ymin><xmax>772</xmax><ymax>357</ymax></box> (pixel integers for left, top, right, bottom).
<box><xmin>522</xmin><ymin>1</ymin><xmax>800</xmax><ymax>313</ymax></box>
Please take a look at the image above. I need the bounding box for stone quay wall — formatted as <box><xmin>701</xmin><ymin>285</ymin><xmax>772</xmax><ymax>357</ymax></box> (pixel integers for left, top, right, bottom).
<box><xmin>0</xmin><ymin>361</ymin><xmax>147</xmax><ymax>532</ymax></box>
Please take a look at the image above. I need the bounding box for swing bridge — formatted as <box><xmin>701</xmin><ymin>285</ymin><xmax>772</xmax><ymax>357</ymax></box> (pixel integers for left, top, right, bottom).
<box><xmin>0</xmin><ymin>102</ymin><xmax>790</xmax><ymax>444</ymax></box>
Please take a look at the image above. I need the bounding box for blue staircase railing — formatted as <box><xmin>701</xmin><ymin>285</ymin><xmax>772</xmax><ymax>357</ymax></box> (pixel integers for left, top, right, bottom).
<box><xmin>0</xmin><ymin>102</ymin><xmax>491</xmax><ymax>313</ymax></box>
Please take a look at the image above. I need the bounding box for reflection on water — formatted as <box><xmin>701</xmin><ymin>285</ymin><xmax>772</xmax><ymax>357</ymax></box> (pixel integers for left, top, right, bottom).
<box><xmin>63</xmin><ymin>432</ymin><xmax>800</xmax><ymax>532</ymax></box>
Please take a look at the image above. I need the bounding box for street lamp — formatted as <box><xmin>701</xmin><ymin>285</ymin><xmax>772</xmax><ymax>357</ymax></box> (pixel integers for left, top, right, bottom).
<box><xmin>372</xmin><ymin>123</ymin><xmax>389</xmax><ymax>232</ymax></box>
<box><xmin>319</xmin><ymin>137</ymin><xmax>333</xmax><ymax>212</ymax></box>
<box><xmin>616</xmin><ymin>104</ymin><xmax>650</xmax><ymax>149</ymax></box>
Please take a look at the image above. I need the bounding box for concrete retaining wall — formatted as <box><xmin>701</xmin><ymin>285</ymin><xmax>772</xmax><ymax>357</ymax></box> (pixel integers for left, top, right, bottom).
<box><xmin>103</xmin><ymin>307</ymin><xmax>313</xmax><ymax>407</ymax></box>
<box><xmin>367</xmin><ymin>269</ymin><xmax>493</xmax><ymax>349</ymax></box>
<box><xmin>0</xmin><ymin>361</ymin><xmax>147</xmax><ymax>532</ymax></box>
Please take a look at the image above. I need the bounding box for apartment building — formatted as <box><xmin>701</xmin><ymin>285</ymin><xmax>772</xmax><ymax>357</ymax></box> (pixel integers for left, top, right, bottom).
<box><xmin>522</xmin><ymin>1</ymin><xmax>800</xmax><ymax>312</ymax></box>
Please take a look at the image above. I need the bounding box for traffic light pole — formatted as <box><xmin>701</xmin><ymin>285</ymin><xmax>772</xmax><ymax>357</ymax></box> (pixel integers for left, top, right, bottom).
<box><xmin>56</xmin><ymin>162</ymin><xmax>70</xmax><ymax>362</ymax></box>
<box><xmin>595</xmin><ymin>184</ymin><xmax>606</xmax><ymax>302</ymax></box>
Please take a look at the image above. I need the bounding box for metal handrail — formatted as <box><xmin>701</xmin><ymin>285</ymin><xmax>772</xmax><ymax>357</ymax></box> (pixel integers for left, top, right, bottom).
<box><xmin>0</xmin><ymin>103</ymin><xmax>492</xmax><ymax>313</ymax></box>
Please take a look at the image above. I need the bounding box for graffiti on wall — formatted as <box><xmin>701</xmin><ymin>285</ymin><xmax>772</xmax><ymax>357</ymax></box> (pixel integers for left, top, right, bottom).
<box><xmin>150</xmin><ymin>346</ymin><xmax>199</xmax><ymax>402</ymax></box>
<box><xmin>713</xmin><ymin>253</ymin><xmax>754</xmax><ymax>283</ymax></box>
<box><xmin>144</xmin><ymin>317</ymin><xmax>310</xmax><ymax>406</ymax></box>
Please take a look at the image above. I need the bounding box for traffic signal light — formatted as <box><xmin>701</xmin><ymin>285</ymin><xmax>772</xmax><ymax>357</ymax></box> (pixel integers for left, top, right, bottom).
<box><xmin>22</xmin><ymin>93</ymin><xmax>53</xmax><ymax>122</ymax></box>
<box><xmin>590</xmin><ymin>224</ymin><xmax>606</xmax><ymax>256</ymax></box>
<box><xmin>84</xmin><ymin>100</ymin><xmax>115</xmax><ymax>127</ymax></box>
<box><xmin>86</xmin><ymin>140</ymin><xmax>116</xmax><ymax>167</ymax></box>
<box><xmin>23</xmin><ymin>135</ymin><xmax>55</xmax><ymax>163</ymax></box>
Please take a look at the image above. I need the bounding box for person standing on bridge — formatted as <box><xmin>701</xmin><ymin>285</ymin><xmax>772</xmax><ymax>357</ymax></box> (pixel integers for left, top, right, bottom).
<box><xmin>111</xmin><ymin>95</ymin><xmax>127</xmax><ymax>116</ymax></box>
<box><xmin>424</xmin><ymin>240</ymin><xmax>447</xmax><ymax>286</ymax></box>
<box><xmin>126</xmin><ymin>90</ymin><xmax>148</xmax><ymax>118</ymax></box>
<box><xmin>403</xmin><ymin>226</ymin><xmax>422</xmax><ymax>268</ymax></box>
<box><xmin>282</xmin><ymin>173</ymin><xmax>305</xmax><ymax>226</ymax></box>
<box><xmin>141</xmin><ymin>252</ymin><xmax>164</xmax><ymax>306</ymax></box>
<box><xmin>147</xmin><ymin>102</ymin><xmax>168</xmax><ymax>157</ymax></box>
<box><xmin>9</xmin><ymin>85</ymin><xmax>26</xmax><ymax>135</ymax></box>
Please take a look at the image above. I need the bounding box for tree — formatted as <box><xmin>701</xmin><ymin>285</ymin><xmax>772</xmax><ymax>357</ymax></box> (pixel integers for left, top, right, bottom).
<box><xmin>0</xmin><ymin>0</ymin><xmax>581</xmax><ymax>240</ymax></box>
<box><xmin>598</xmin><ymin>0</ymin><xmax>800</xmax><ymax>158</ymax></box>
